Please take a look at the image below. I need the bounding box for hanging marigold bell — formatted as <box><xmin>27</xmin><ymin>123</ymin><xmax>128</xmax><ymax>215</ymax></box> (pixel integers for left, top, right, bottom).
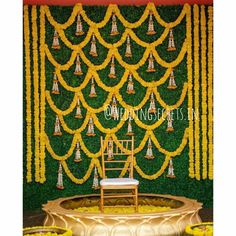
<box><xmin>75</xmin><ymin>13</ymin><xmax>84</xmax><ymax>36</ymax></box>
<box><xmin>56</xmin><ymin>162</ymin><xmax>64</xmax><ymax>189</ymax></box>
<box><xmin>145</xmin><ymin>137</ymin><xmax>154</xmax><ymax>159</ymax></box>
<box><xmin>167</xmin><ymin>28</ymin><xmax>176</xmax><ymax>51</ymax></box>
<box><xmin>126</xmin><ymin>73</ymin><xmax>135</xmax><ymax>94</ymax></box>
<box><xmin>146</xmin><ymin>51</ymin><xmax>156</xmax><ymax>72</ymax></box>
<box><xmin>92</xmin><ymin>166</ymin><xmax>100</xmax><ymax>190</ymax></box>
<box><xmin>148</xmin><ymin>92</ymin><xmax>156</xmax><ymax>114</ymax></box>
<box><xmin>52</xmin><ymin>29</ymin><xmax>60</xmax><ymax>49</ymax></box>
<box><xmin>166</xmin><ymin>110</ymin><xmax>174</xmax><ymax>132</ymax></box>
<box><xmin>86</xmin><ymin>117</ymin><xmax>96</xmax><ymax>136</ymax></box>
<box><xmin>125</xmin><ymin>34</ymin><xmax>132</xmax><ymax>57</ymax></box>
<box><xmin>74</xmin><ymin>142</ymin><xmax>82</xmax><ymax>162</ymax></box>
<box><xmin>74</xmin><ymin>54</ymin><xmax>83</xmax><ymax>76</ymax></box>
<box><xmin>167</xmin><ymin>69</ymin><xmax>177</xmax><ymax>89</ymax></box>
<box><xmin>89</xmin><ymin>76</ymin><xmax>97</xmax><ymax>97</ymax></box>
<box><xmin>110</xmin><ymin>12</ymin><xmax>119</xmax><ymax>36</ymax></box>
<box><xmin>108</xmin><ymin>55</ymin><xmax>116</xmax><ymax>79</ymax></box>
<box><xmin>75</xmin><ymin>97</ymin><xmax>83</xmax><ymax>118</ymax></box>
<box><xmin>126</xmin><ymin>113</ymin><xmax>134</xmax><ymax>136</ymax></box>
<box><xmin>110</xmin><ymin>94</ymin><xmax>119</xmax><ymax>119</ymax></box>
<box><xmin>52</xmin><ymin>72</ymin><xmax>60</xmax><ymax>94</ymax></box>
<box><xmin>89</xmin><ymin>34</ymin><xmax>98</xmax><ymax>57</ymax></box>
<box><xmin>53</xmin><ymin>115</ymin><xmax>62</xmax><ymax>136</ymax></box>
<box><xmin>166</xmin><ymin>158</ymin><xmax>176</xmax><ymax>178</ymax></box>
<box><xmin>147</xmin><ymin>10</ymin><xmax>156</xmax><ymax>35</ymax></box>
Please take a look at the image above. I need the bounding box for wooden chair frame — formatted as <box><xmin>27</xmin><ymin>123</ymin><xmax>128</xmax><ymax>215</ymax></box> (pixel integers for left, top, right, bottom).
<box><xmin>100</xmin><ymin>136</ymin><xmax>138</xmax><ymax>213</ymax></box>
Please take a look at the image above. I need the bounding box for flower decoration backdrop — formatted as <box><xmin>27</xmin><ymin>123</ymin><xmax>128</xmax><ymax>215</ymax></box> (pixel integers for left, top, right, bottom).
<box><xmin>23</xmin><ymin>3</ymin><xmax>213</xmax><ymax>210</ymax></box>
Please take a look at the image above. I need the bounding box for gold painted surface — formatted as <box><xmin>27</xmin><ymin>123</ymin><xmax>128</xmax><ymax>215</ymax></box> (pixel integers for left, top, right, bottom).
<box><xmin>43</xmin><ymin>194</ymin><xmax>202</xmax><ymax>236</ymax></box>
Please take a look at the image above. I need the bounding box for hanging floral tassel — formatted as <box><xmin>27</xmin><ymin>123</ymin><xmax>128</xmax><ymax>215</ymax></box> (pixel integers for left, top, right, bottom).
<box><xmin>166</xmin><ymin>110</ymin><xmax>174</xmax><ymax>132</ymax></box>
<box><xmin>108</xmin><ymin>55</ymin><xmax>116</xmax><ymax>78</ymax></box>
<box><xmin>147</xmin><ymin>11</ymin><xmax>156</xmax><ymax>35</ymax></box>
<box><xmin>52</xmin><ymin>29</ymin><xmax>60</xmax><ymax>49</ymax></box>
<box><xmin>74</xmin><ymin>54</ymin><xmax>83</xmax><ymax>75</ymax></box>
<box><xmin>89</xmin><ymin>76</ymin><xmax>97</xmax><ymax>97</ymax></box>
<box><xmin>126</xmin><ymin>73</ymin><xmax>135</xmax><ymax>94</ymax></box>
<box><xmin>75</xmin><ymin>97</ymin><xmax>82</xmax><ymax>118</ymax></box>
<box><xmin>167</xmin><ymin>28</ymin><xmax>176</xmax><ymax>51</ymax></box>
<box><xmin>146</xmin><ymin>51</ymin><xmax>156</xmax><ymax>72</ymax></box>
<box><xmin>92</xmin><ymin>166</ymin><xmax>100</xmax><ymax>190</ymax></box>
<box><xmin>56</xmin><ymin>162</ymin><xmax>64</xmax><ymax>189</ymax></box>
<box><xmin>125</xmin><ymin>34</ymin><xmax>132</xmax><ymax>57</ymax></box>
<box><xmin>74</xmin><ymin>142</ymin><xmax>82</xmax><ymax>163</ymax></box>
<box><xmin>148</xmin><ymin>92</ymin><xmax>156</xmax><ymax>114</ymax></box>
<box><xmin>126</xmin><ymin>113</ymin><xmax>134</xmax><ymax>136</ymax></box>
<box><xmin>86</xmin><ymin>117</ymin><xmax>96</xmax><ymax>136</ymax></box>
<box><xmin>145</xmin><ymin>137</ymin><xmax>154</xmax><ymax>159</ymax></box>
<box><xmin>107</xmin><ymin>137</ymin><xmax>114</xmax><ymax>161</ymax></box>
<box><xmin>75</xmin><ymin>13</ymin><xmax>84</xmax><ymax>36</ymax></box>
<box><xmin>89</xmin><ymin>34</ymin><xmax>98</xmax><ymax>57</ymax></box>
<box><xmin>167</xmin><ymin>69</ymin><xmax>177</xmax><ymax>89</ymax></box>
<box><xmin>167</xmin><ymin>158</ymin><xmax>176</xmax><ymax>178</ymax></box>
<box><xmin>110</xmin><ymin>12</ymin><xmax>119</xmax><ymax>36</ymax></box>
<box><xmin>52</xmin><ymin>72</ymin><xmax>60</xmax><ymax>94</ymax></box>
<box><xmin>110</xmin><ymin>95</ymin><xmax>119</xmax><ymax>119</ymax></box>
<box><xmin>53</xmin><ymin>115</ymin><xmax>62</xmax><ymax>136</ymax></box>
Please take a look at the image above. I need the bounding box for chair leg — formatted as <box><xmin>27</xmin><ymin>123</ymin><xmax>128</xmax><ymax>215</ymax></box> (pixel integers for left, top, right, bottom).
<box><xmin>135</xmin><ymin>186</ymin><xmax>138</xmax><ymax>212</ymax></box>
<box><xmin>100</xmin><ymin>187</ymin><xmax>104</xmax><ymax>213</ymax></box>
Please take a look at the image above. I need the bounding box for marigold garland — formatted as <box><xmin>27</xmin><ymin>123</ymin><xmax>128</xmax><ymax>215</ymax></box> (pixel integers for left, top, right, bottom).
<box><xmin>23</xmin><ymin>226</ymin><xmax>72</xmax><ymax>236</ymax></box>
<box><xmin>134</xmin><ymin>155</ymin><xmax>171</xmax><ymax>180</ymax></box>
<box><xmin>24</xmin><ymin>5</ymin><xmax>32</xmax><ymax>183</ymax></box>
<box><xmin>44</xmin><ymin>3</ymin><xmax>187</xmax><ymax>30</ymax></box>
<box><xmin>208</xmin><ymin>7</ymin><xmax>213</xmax><ymax>180</ymax></box>
<box><xmin>44</xmin><ymin>40</ymin><xmax>187</xmax><ymax>71</ymax></box>
<box><xmin>185</xmin><ymin>222</ymin><xmax>213</xmax><ymax>236</ymax></box>
<box><xmin>39</xmin><ymin>6</ymin><xmax>46</xmax><ymax>183</ymax></box>
<box><xmin>201</xmin><ymin>5</ymin><xmax>208</xmax><ymax>180</ymax></box>
<box><xmin>186</xmin><ymin>4</ymin><xmax>195</xmax><ymax>179</ymax></box>
<box><xmin>32</xmin><ymin>6</ymin><xmax>41</xmax><ymax>183</ymax></box>
<box><xmin>193</xmin><ymin>5</ymin><xmax>201</xmax><ymax>180</ymax></box>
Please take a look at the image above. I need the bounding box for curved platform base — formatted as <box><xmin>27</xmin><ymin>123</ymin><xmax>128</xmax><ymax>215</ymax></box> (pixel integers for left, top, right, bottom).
<box><xmin>43</xmin><ymin>194</ymin><xmax>202</xmax><ymax>236</ymax></box>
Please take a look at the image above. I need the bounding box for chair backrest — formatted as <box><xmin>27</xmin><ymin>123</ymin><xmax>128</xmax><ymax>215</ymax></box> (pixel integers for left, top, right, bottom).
<box><xmin>100</xmin><ymin>136</ymin><xmax>134</xmax><ymax>179</ymax></box>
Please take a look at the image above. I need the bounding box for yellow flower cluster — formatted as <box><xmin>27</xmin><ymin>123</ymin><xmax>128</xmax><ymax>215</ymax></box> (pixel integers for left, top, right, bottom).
<box><xmin>24</xmin><ymin>6</ymin><xmax>32</xmax><ymax>183</ymax></box>
<box><xmin>23</xmin><ymin>226</ymin><xmax>72</xmax><ymax>236</ymax></box>
<box><xmin>39</xmin><ymin>7</ymin><xmax>46</xmax><ymax>183</ymax></box>
<box><xmin>185</xmin><ymin>222</ymin><xmax>213</xmax><ymax>236</ymax></box>
<box><xmin>74</xmin><ymin>205</ymin><xmax>172</xmax><ymax>214</ymax></box>
<box><xmin>186</xmin><ymin>4</ymin><xmax>195</xmax><ymax>179</ymax></box>
<box><xmin>201</xmin><ymin>5</ymin><xmax>208</xmax><ymax>180</ymax></box>
<box><xmin>193</xmin><ymin>5</ymin><xmax>200</xmax><ymax>180</ymax></box>
<box><xmin>207</xmin><ymin>7</ymin><xmax>213</xmax><ymax>180</ymax></box>
<box><xmin>44</xmin><ymin>3</ymin><xmax>187</xmax><ymax>30</ymax></box>
<box><xmin>32</xmin><ymin>6</ymin><xmax>41</xmax><ymax>183</ymax></box>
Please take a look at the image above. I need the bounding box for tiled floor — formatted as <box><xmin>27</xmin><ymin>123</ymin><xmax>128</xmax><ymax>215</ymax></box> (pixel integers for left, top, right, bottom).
<box><xmin>23</xmin><ymin>208</ymin><xmax>213</xmax><ymax>228</ymax></box>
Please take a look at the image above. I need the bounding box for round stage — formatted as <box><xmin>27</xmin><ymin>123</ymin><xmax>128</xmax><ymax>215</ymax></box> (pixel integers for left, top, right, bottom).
<box><xmin>43</xmin><ymin>194</ymin><xmax>202</xmax><ymax>236</ymax></box>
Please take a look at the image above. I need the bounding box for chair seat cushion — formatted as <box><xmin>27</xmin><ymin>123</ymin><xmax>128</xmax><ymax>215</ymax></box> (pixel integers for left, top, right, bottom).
<box><xmin>100</xmin><ymin>178</ymin><xmax>139</xmax><ymax>186</ymax></box>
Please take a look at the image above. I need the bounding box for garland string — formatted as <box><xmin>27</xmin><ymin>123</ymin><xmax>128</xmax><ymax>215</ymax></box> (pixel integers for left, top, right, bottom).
<box><xmin>24</xmin><ymin>5</ymin><xmax>32</xmax><ymax>183</ymax></box>
<box><xmin>208</xmin><ymin>6</ymin><xmax>213</xmax><ymax>180</ymax></box>
<box><xmin>193</xmin><ymin>5</ymin><xmax>201</xmax><ymax>180</ymax></box>
<box><xmin>201</xmin><ymin>5</ymin><xmax>208</xmax><ymax>180</ymax></box>
<box><xmin>32</xmin><ymin>6</ymin><xmax>41</xmax><ymax>182</ymax></box>
<box><xmin>39</xmin><ymin>6</ymin><xmax>46</xmax><ymax>183</ymax></box>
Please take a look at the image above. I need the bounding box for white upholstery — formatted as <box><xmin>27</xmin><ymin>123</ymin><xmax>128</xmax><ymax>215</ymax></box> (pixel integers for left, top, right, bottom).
<box><xmin>100</xmin><ymin>178</ymin><xmax>139</xmax><ymax>186</ymax></box>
